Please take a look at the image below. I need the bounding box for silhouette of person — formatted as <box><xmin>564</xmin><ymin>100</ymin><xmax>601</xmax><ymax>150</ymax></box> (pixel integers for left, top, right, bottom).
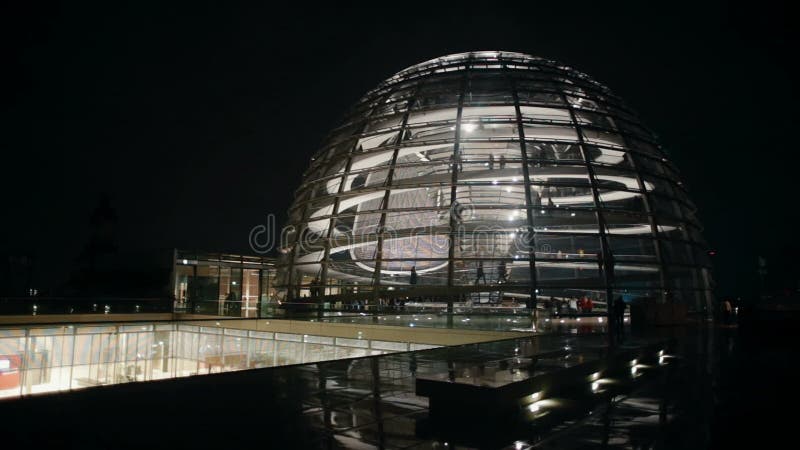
<box><xmin>614</xmin><ymin>296</ymin><xmax>626</xmax><ymax>337</ymax></box>
<box><xmin>497</xmin><ymin>260</ymin><xmax>508</xmax><ymax>283</ymax></box>
<box><xmin>452</xmin><ymin>201</ymin><xmax>466</xmax><ymax>224</ymax></box>
<box><xmin>475</xmin><ymin>261</ymin><xmax>487</xmax><ymax>285</ymax></box>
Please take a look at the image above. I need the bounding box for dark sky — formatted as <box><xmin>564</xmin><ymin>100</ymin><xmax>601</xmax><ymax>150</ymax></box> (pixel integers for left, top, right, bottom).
<box><xmin>2</xmin><ymin>1</ymin><xmax>797</xmax><ymax>297</ymax></box>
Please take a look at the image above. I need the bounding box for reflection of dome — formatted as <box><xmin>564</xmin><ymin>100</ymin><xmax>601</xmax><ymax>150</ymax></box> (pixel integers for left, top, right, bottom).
<box><xmin>278</xmin><ymin>51</ymin><xmax>713</xmax><ymax>310</ymax></box>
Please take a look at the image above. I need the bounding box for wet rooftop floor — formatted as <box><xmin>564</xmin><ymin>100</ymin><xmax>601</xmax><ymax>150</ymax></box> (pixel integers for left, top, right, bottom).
<box><xmin>2</xmin><ymin>318</ymin><xmax>796</xmax><ymax>449</ymax></box>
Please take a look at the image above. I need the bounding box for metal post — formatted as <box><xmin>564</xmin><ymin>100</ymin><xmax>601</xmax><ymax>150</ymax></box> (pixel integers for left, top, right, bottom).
<box><xmin>446</xmin><ymin>55</ymin><xmax>470</xmax><ymax>316</ymax></box>
<box><xmin>505</xmin><ymin>58</ymin><xmax>539</xmax><ymax>319</ymax></box>
<box><xmin>563</xmin><ymin>93</ymin><xmax>616</xmax><ymax>345</ymax></box>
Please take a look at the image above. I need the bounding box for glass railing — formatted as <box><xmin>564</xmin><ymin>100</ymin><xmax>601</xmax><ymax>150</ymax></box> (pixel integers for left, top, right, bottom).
<box><xmin>0</xmin><ymin>297</ymin><xmax>171</xmax><ymax>315</ymax></box>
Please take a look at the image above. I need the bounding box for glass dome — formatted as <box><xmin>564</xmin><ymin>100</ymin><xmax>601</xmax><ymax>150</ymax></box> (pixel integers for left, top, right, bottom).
<box><xmin>277</xmin><ymin>51</ymin><xmax>713</xmax><ymax>312</ymax></box>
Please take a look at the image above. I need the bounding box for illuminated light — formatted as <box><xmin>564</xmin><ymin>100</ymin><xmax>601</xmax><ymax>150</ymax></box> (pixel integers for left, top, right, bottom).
<box><xmin>512</xmin><ymin>177</ymin><xmax>518</xmax><ymax>182</ymax></box>
<box><xmin>492</xmin><ymin>180</ymin><xmax>498</xmax><ymax>185</ymax></box>
<box><xmin>560</xmin><ymin>319</ymin><xmax>565</xmax><ymax>323</ymax></box>
<box><xmin>515</xmin><ymin>441</ymin><xmax>524</xmax><ymax>450</ymax></box>
<box><xmin>182</xmin><ymin>259</ymin><xmax>188</xmax><ymax>265</ymax></box>
<box><xmin>658</xmin><ymin>350</ymin><xmax>664</xmax><ymax>357</ymax></box>
<box><xmin>597</xmin><ymin>317</ymin><xmax>603</xmax><ymax>323</ymax></box>
<box><xmin>509</xmin><ymin>232</ymin><xmax>516</xmax><ymax>238</ymax></box>
<box><xmin>461</xmin><ymin>123</ymin><xmax>477</xmax><ymax>132</ymax></box>
<box><xmin>659</xmin><ymin>356</ymin><xmax>666</xmax><ymax>365</ymax></box>
<box><xmin>589</xmin><ymin>371</ymin><xmax>601</xmax><ymax>381</ymax></box>
<box><xmin>529</xmin><ymin>391</ymin><xmax>542</xmax><ymax>401</ymax></box>
<box><xmin>591</xmin><ymin>381</ymin><xmax>600</xmax><ymax>392</ymax></box>
<box><xmin>576</xmin><ymin>317</ymin><xmax>581</xmax><ymax>322</ymax></box>
<box><xmin>544</xmin><ymin>318</ymin><xmax>550</xmax><ymax>322</ymax></box>
<box><xmin>506</xmin><ymin>187</ymin><xmax>512</xmax><ymax>193</ymax></box>
<box><xmin>540</xmin><ymin>209</ymin><xmax>546</xmax><ymax>214</ymax></box>
<box><xmin>527</xmin><ymin>398</ymin><xmax>558</xmax><ymax>414</ymax></box>
<box><xmin>631</xmin><ymin>366</ymin><xmax>638</xmax><ymax>375</ymax></box>
<box><xmin>570</xmin><ymin>212</ymin><xmax>576</xmax><ymax>217</ymax></box>
<box><xmin>409</xmin><ymin>323</ymin><xmax>415</xmax><ymax>327</ymax></box>
<box><xmin>631</xmin><ymin>359</ymin><xmax>638</xmax><ymax>366</ymax></box>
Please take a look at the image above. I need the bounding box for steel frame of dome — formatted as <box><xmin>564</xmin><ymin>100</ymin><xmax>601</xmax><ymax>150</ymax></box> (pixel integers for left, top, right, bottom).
<box><xmin>276</xmin><ymin>51</ymin><xmax>713</xmax><ymax>312</ymax></box>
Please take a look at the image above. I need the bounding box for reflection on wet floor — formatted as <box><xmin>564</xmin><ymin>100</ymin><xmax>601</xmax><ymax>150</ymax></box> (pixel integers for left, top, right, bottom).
<box><xmin>220</xmin><ymin>326</ymin><xmax>762</xmax><ymax>449</ymax></box>
<box><xmin>237</xmin><ymin>333</ymin><xmax>673</xmax><ymax>449</ymax></box>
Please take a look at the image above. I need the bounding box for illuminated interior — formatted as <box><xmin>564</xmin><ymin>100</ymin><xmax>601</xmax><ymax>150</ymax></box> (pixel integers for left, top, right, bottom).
<box><xmin>0</xmin><ymin>322</ymin><xmax>420</xmax><ymax>400</ymax></box>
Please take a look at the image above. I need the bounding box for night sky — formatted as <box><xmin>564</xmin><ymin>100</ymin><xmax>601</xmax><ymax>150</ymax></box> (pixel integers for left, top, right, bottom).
<box><xmin>3</xmin><ymin>2</ymin><xmax>797</xmax><ymax>297</ymax></box>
